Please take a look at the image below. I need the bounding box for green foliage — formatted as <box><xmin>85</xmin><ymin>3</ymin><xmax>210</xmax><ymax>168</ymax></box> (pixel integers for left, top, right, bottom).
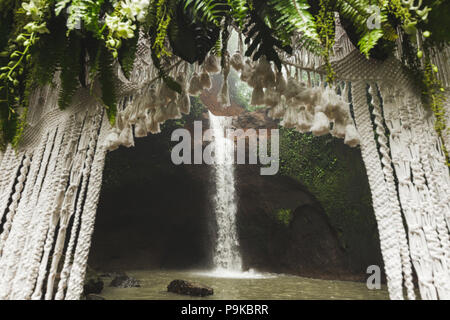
<box><xmin>150</xmin><ymin>0</ymin><xmax>176</xmax><ymax>59</ymax></box>
<box><xmin>243</xmin><ymin>8</ymin><xmax>293</xmax><ymax>71</ymax></box>
<box><xmin>422</xmin><ymin>58</ymin><xmax>449</xmax><ymax>166</ymax></box>
<box><xmin>279</xmin><ymin>128</ymin><xmax>381</xmax><ymax>270</ymax></box>
<box><xmin>98</xmin><ymin>45</ymin><xmax>117</xmax><ymax>124</ymax></box>
<box><xmin>58</xmin><ymin>34</ymin><xmax>82</xmax><ymax>109</ymax></box>
<box><xmin>357</xmin><ymin>29</ymin><xmax>384</xmax><ymax>58</ymax></box>
<box><xmin>0</xmin><ymin>2</ymin><xmax>36</xmax><ymax>148</ymax></box>
<box><xmin>0</xmin><ymin>0</ymin><xmax>449</xmax><ymax>147</ymax></box>
<box><xmin>183</xmin><ymin>0</ymin><xmax>228</xmax><ymax>25</ymax></box>
<box><xmin>32</xmin><ymin>15</ymin><xmax>66</xmax><ymax>86</ymax></box>
<box><xmin>419</xmin><ymin>0</ymin><xmax>450</xmax><ymax>45</ymax></box>
<box><xmin>267</xmin><ymin>0</ymin><xmax>320</xmax><ymax>52</ymax></box>
<box><xmin>275</xmin><ymin>208</ymin><xmax>293</xmax><ymax>226</ymax></box>
<box><xmin>66</xmin><ymin>0</ymin><xmax>105</xmax><ymax>35</ymax></box>
<box><xmin>226</xmin><ymin>0</ymin><xmax>248</xmax><ymax>26</ymax></box>
<box><xmin>118</xmin><ymin>30</ymin><xmax>139</xmax><ymax>79</ymax></box>
<box><xmin>316</xmin><ymin>0</ymin><xmax>336</xmax><ymax>83</ymax></box>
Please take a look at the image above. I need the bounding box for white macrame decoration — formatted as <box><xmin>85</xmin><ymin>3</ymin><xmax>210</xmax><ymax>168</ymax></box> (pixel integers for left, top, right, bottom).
<box><xmin>0</xmin><ymin>23</ymin><xmax>449</xmax><ymax>300</ymax></box>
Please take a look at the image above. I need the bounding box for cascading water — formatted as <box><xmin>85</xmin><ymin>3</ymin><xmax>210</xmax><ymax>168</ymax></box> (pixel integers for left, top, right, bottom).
<box><xmin>209</xmin><ymin>111</ymin><xmax>243</xmax><ymax>272</ymax></box>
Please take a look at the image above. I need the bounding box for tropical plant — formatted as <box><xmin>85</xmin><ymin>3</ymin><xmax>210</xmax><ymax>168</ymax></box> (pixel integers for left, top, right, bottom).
<box><xmin>0</xmin><ymin>0</ymin><xmax>448</xmax><ymax>150</ymax></box>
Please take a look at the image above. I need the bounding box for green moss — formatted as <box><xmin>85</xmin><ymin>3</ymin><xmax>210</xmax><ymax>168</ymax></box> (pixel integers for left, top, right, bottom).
<box><xmin>279</xmin><ymin>127</ymin><xmax>382</xmax><ymax>271</ymax></box>
<box><xmin>275</xmin><ymin>208</ymin><xmax>293</xmax><ymax>226</ymax></box>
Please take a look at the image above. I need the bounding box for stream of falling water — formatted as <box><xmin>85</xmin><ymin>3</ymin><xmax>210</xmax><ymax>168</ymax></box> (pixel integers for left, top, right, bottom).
<box><xmin>209</xmin><ymin>111</ymin><xmax>243</xmax><ymax>273</ymax></box>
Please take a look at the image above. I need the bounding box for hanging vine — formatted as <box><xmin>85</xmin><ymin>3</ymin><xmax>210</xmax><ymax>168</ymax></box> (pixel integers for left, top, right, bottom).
<box><xmin>0</xmin><ymin>0</ymin><xmax>448</xmax><ymax>151</ymax></box>
<box><xmin>316</xmin><ymin>0</ymin><xmax>336</xmax><ymax>84</ymax></box>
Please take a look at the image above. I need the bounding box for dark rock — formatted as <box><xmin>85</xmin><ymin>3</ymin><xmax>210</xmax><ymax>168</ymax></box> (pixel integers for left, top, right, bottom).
<box><xmin>99</xmin><ymin>273</ymin><xmax>112</xmax><ymax>278</ymax></box>
<box><xmin>167</xmin><ymin>279</ymin><xmax>213</xmax><ymax>297</ymax></box>
<box><xmin>110</xmin><ymin>273</ymin><xmax>141</xmax><ymax>288</ymax></box>
<box><xmin>89</xmin><ymin>108</ymin><xmax>382</xmax><ymax>282</ymax></box>
<box><xmin>83</xmin><ymin>266</ymin><xmax>104</xmax><ymax>295</ymax></box>
<box><xmin>85</xmin><ymin>294</ymin><xmax>105</xmax><ymax>300</ymax></box>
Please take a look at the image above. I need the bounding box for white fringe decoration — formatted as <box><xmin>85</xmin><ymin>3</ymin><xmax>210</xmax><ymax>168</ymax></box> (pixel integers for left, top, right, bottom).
<box><xmin>0</xmin><ymin>26</ymin><xmax>448</xmax><ymax>301</ymax></box>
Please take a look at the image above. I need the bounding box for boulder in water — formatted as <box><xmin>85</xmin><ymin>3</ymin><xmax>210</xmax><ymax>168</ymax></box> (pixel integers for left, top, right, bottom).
<box><xmin>110</xmin><ymin>273</ymin><xmax>141</xmax><ymax>288</ymax></box>
<box><xmin>83</xmin><ymin>266</ymin><xmax>104</xmax><ymax>295</ymax></box>
<box><xmin>167</xmin><ymin>279</ymin><xmax>213</xmax><ymax>297</ymax></box>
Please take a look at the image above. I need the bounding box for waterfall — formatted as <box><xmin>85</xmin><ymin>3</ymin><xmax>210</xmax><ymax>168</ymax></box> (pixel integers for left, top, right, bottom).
<box><xmin>209</xmin><ymin>111</ymin><xmax>243</xmax><ymax>272</ymax></box>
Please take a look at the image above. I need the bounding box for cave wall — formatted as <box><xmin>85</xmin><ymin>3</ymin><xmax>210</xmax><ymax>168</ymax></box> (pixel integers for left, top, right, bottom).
<box><xmin>88</xmin><ymin>109</ymin><xmax>382</xmax><ymax>281</ymax></box>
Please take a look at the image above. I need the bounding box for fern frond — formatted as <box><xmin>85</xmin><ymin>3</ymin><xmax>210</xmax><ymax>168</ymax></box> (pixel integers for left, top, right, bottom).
<box><xmin>66</xmin><ymin>0</ymin><xmax>105</xmax><ymax>35</ymax></box>
<box><xmin>98</xmin><ymin>45</ymin><xmax>117</xmax><ymax>124</ymax></box>
<box><xmin>336</xmin><ymin>0</ymin><xmax>388</xmax><ymax>58</ymax></box>
<box><xmin>358</xmin><ymin>29</ymin><xmax>383</xmax><ymax>58</ymax></box>
<box><xmin>335</xmin><ymin>0</ymin><xmax>372</xmax><ymax>34</ymax></box>
<box><xmin>244</xmin><ymin>9</ymin><xmax>293</xmax><ymax>71</ymax></box>
<box><xmin>118</xmin><ymin>29</ymin><xmax>139</xmax><ymax>79</ymax></box>
<box><xmin>183</xmin><ymin>0</ymin><xmax>228</xmax><ymax>25</ymax></box>
<box><xmin>32</xmin><ymin>15</ymin><xmax>67</xmax><ymax>85</ymax></box>
<box><xmin>58</xmin><ymin>34</ymin><xmax>82</xmax><ymax>109</ymax></box>
<box><xmin>227</xmin><ymin>0</ymin><xmax>248</xmax><ymax>27</ymax></box>
<box><xmin>268</xmin><ymin>0</ymin><xmax>319</xmax><ymax>41</ymax></box>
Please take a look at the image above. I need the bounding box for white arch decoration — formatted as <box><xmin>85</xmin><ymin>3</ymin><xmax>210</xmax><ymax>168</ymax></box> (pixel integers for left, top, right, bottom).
<box><xmin>0</xmin><ymin>24</ymin><xmax>449</xmax><ymax>300</ymax></box>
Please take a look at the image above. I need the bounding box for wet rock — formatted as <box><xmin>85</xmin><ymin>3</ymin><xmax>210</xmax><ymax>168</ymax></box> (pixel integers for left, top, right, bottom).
<box><xmin>167</xmin><ymin>279</ymin><xmax>213</xmax><ymax>297</ymax></box>
<box><xmin>83</xmin><ymin>266</ymin><xmax>104</xmax><ymax>295</ymax></box>
<box><xmin>85</xmin><ymin>294</ymin><xmax>105</xmax><ymax>300</ymax></box>
<box><xmin>110</xmin><ymin>273</ymin><xmax>141</xmax><ymax>288</ymax></box>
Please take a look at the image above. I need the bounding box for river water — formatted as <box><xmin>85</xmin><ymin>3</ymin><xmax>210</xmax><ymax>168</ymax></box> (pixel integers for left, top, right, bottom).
<box><xmin>100</xmin><ymin>270</ymin><xmax>389</xmax><ymax>300</ymax></box>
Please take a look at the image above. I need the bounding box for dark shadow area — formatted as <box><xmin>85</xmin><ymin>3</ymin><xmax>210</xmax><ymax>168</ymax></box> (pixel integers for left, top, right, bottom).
<box><xmin>88</xmin><ymin>126</ymin><xmax>214</xmax><ymax>271</ymax></box>
<box><xmin>88</xmin><ymin>107</ymin><xmax>383</xmax><ymax>282</ymax></box>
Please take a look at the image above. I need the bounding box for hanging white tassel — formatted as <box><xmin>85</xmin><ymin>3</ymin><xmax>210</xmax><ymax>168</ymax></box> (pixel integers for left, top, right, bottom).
<box><xmin>344</xmin><ymin>124</ymin><xmax>361</xmax><ymax>147</ymax></box>
<box><xmin>200</xmin><ymin>71</ymin><xmax>212</xmax><ymax>90</ymax></box>
<box><xmin>104</xmin><ymin>129</ymin><xmax>121</xmax><ymax>151</ymax></box>
<box><xmin>179</xmin><ymin>94</ymin><xmax>191</xmax><ymax>115</ymax></box>
<box><xmin>188</xmin><ymin>72</ymin><xmax>202</xmax><ymax>96</ymax></box>
<box><xmin>153</xmin><ymin>106</ymin><xmax>166</xmax><ymax>123</ymax></box>
<box><xmin>296</xmin><ymin>108</ymin><xmax>313</xmax><ymax>133</ymax></box>
<box><xmin>322</xmin><ymin>89</ymin><xmax>347</xmax><ymax>120</ymax></box>
<box><xmin>204</xmin><ymin>55</ymin><xmax>221</xmax><ymax>74</ymax></box>
<box><xmin>256</xmin><ymin>57</ymin><xmax>276</xmax><ymax>88</ymax></box>
<box><xmin>119</xmin><ymin>124</ymin><xmax>135</xmax><ymax>148</ymax></box>
<box><xmin>116</xmin><ymin>111</ymin><xmax>126</xmax><ymax>131</ymax></box>
<box><xmin>311</xmin><ymin>111</ymin><xmax>330</xmax><ymax>136</ymax></box>
<box><xmin>167</xmin><ymin>101</ymin><xmax>182</xmax><ymax>119</ymax></box>
<box><xmin>127</xmin><ymin>107</ymin><xmax>138</xmax><ymax>125</ymax></box>
<box><xmin>331</xmin><ymin>119</ymin><xmax>346</xmax><ymax>138</ymax></box>
<box><xmin>280</xmin><ymin>107</ymin><xmax>298</xmax><ymax>128</ymax></box>
<box><xmin>240</xmin><ymin>59</ymin><xmax>253</xmax><ymax>82</ymax></box>
<box><xmin>265</xmin><ymin>87</ymin><xmax>280</xmax><ymax>107</ymax></box>
<box><xmin>284</xmin><ymin>77</ymin><xmax>306</xmax><ymax>100</ymax></box>
<box><xmin>145</xmin><ymin>110</ymin><xmax>161</xmax><ymax>134</ymax></box>
<box><xmin>134</xmin><ymin>117</ymin><xmax>147</xmax><ymax>138</ymax></box>
<box><xmin>247</xmin><ymin>73</ymin><xmax>260</xmax><ymax>88</ymax></box>
<box><xmin>145</xmin><ymin>87</ymin><xmax>157</xmax><ymax>110</ymax></box>
<box><xmin>160</xmin><ymin>82</ymin><xmax>177</xmax><ymax>102</ymax></box>
<box><xmin>218</xmin><ymin>81</ymin><xmax>231</xmax><ymax>107</ymax></box>
<box><xmin>275</xmin><ymin>71</ymin><xmax>287</xmax><ymax>94</ymax></box>
<box><xmin>230</xmin><ymin>52</ymin><xmax>244</xmax><ymax>71</ymax></box>
<box><xmin>251</xmin><ymin>86</ymin><xmax>265</xmax><ymax>106</ymax></box>
<box><xmin>296</xmin><ymin>87</ymin><xmax>321</xmax><ymax>107</ymax></box>
<box><xmin>269</xmin><ymin>103</ymin><xmax>286</xmax><ymax>119</ymax></box>
<box><xmin>176</xmin><ymin>73</ymin><xmax>187</xmax><ymax>93</ymax></box>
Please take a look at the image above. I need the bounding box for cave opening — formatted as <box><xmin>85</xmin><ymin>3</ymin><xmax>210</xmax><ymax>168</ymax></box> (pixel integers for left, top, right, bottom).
<box><xmin>88</xmin><ymin>131</ymin><xmax>215</xmax><ymax>272</ymax></box>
